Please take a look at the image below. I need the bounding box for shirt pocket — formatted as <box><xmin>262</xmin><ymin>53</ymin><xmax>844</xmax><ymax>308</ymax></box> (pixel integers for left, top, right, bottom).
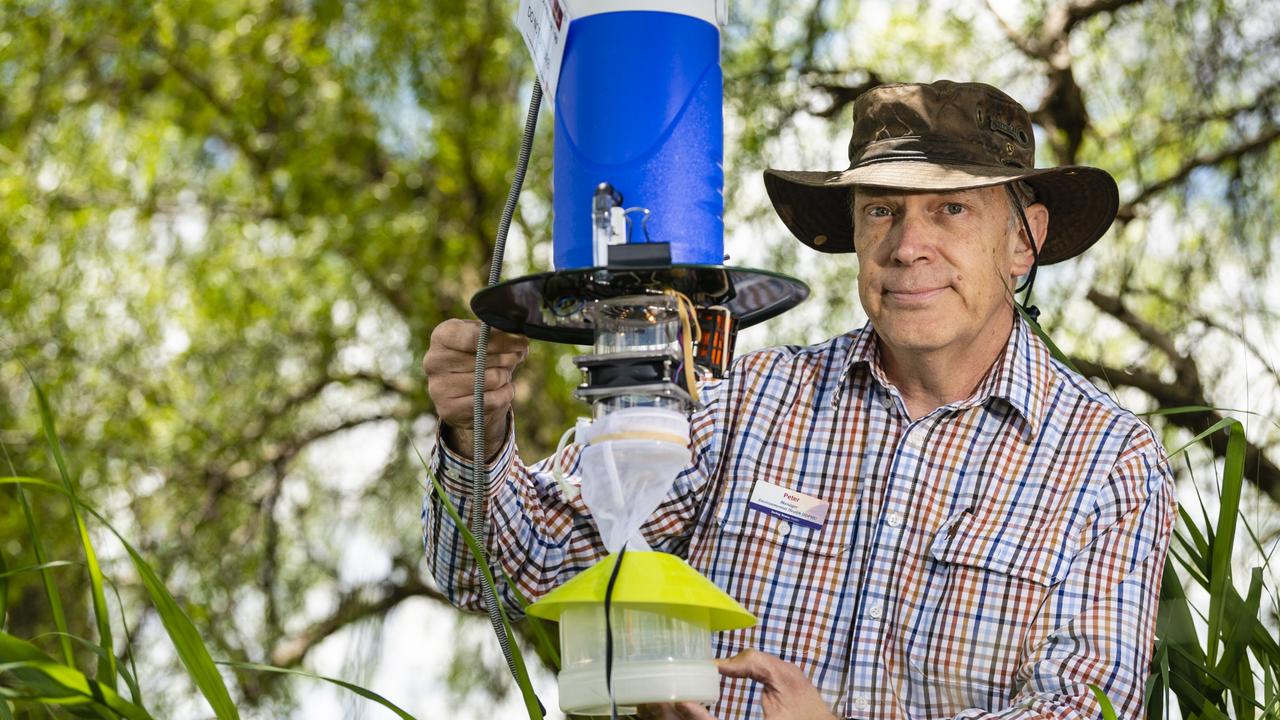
<box><xmin>705</xmin><ymin>476</ymin><xmax>854</xmax><ymax>670</ymax></box>
<box><xmin>901</xmin><ymin>505</ymin><xmax>1081</xmax><ymax>717</ymax></box>
<box><xmin>714</xmin><ymin>476</ymin><xmax>853</xmax><ymax>557</ymax></box>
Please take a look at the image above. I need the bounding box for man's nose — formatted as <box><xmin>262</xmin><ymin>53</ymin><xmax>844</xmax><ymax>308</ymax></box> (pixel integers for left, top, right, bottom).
<box><xmin>888</xmin><ymin>210</ymin><xmax>935</xmax><ymax>265</ymax></box>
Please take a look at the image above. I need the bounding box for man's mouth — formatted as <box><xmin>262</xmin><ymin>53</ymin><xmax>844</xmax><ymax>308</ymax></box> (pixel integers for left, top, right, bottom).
<box><xmin>883</xmin><ymin>286</ymin><xmax>947</xmax><ymax>304</ymax></box>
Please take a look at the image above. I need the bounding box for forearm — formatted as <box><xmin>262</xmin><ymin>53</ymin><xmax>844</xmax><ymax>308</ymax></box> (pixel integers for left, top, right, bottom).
<box><xmin>422</xmin><ymin>418</ymin><xmax>591</xmax><ymax>617</ymax></box>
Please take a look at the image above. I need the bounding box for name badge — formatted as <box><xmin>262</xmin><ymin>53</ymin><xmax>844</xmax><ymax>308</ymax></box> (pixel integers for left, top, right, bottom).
<box><xmin>748</xmin><ymin>481</ymin><xmax>830</xmax><ymax>531</ymax></box>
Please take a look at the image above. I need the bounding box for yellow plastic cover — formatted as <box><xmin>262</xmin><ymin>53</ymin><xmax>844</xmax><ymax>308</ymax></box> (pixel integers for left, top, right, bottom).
<box><xmin>525</xmin><ymin>550</ymin><xmax>756</xmax><ymax>631</ymax></box>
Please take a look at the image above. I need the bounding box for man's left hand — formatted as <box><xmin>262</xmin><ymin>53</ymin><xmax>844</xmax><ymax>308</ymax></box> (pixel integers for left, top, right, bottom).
<box><xmin>640</xmin><ymin>650</ymin><xmax>837</xmax><ymax>720</ymax></box>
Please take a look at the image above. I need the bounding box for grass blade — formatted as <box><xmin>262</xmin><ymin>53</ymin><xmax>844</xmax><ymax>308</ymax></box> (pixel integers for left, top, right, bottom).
<box><xmin>1206</xmin><ymin>420</ymin><xmax>1246</xmax><ymax>666</ymax></box>
<box><xmin>408</xmin><ymin>440</ymin><xmax>546</xmax><ymax>719</ymax></box>
<box><xmin>0</xmin><ymin>476</ymin><xmax>240</xmax><ymax>719</ymax></box>
<box><xmin>13</xmin><ymin>485</ymin><xmax>74</xmax><ymax>667</ymax></box>
<box><xmin>1164</xmin><ymin>417</ymin><xmax>1237</xmax><ymax>462</ymax></box>
<box><xmin>1089</xmin><ymin>684</ymin><xmax>1119</xmax><ymax>720</ymax></box>
<box><xmin>89</xmin><ymin>507</ymin><xmax>241</xmax><ymax>720</ymax></box>
<box><xmin>0</xmin><ymin>561</ymin><xmax>80</xmax><ymax>580</ymax></box>
<box><xmin>30</xmin><ymin>378</ymin><xmax>117</xmax><ymax>691</ymax></box>
<box><xmin>218</xmin><ymin>661</ymin><xmax>417</xmax><ymax>720</ymax></box>
<box><xmin>0</xmin><ymin>632</ymin><xmax>152</xmax><ymax>720</ymax></box>
<box><xmin>0</xmin><ymin>544</ymin><xmax>7</xmax><ymax>631</ymax></box>
<box><xmin>1018</xmin><ymin>306</ymin><xmax>1079</xmax><ymax>373</ymax></box>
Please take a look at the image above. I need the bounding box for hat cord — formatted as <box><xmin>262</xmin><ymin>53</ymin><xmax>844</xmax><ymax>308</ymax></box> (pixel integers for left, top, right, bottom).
<box><xmin>1006</xmin><ymin>184</ymin><xmax>1042</xmax><ymax>323</ymax></box>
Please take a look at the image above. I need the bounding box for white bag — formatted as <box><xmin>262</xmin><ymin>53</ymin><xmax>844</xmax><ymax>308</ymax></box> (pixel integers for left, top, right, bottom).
<box><xmin>576</xmin><ymin>407</ymin><xmax>691</xmax><ymax>553</ymax></box>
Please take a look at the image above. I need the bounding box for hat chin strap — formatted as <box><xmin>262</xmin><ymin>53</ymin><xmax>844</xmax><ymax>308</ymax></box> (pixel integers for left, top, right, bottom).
<box><xmin>1006</xmin><ymin>183</ymin><xmax>1042</xmax><ymax>323</ymax></box>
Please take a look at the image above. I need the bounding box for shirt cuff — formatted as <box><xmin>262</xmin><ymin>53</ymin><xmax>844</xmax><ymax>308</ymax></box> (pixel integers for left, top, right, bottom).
<box><xmin>429</xmin><ymin>416</ymin><xmax>517</xmax><ymax>499</ymax></box>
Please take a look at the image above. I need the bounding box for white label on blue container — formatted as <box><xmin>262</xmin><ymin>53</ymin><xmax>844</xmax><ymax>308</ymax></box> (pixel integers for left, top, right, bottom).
<box><xmin>748</xmin><ymin>481</ymin><xmax>830</xmax><ymax>531</ymax></box>
<box><xmin>517</xmin><ymin>0</ymin><xmax>571</xmax><ymax>102</ymax></box>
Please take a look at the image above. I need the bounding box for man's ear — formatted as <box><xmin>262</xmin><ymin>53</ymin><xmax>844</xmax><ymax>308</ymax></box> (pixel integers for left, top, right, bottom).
<box><xmin>1011</xmin><ymin>202</ymin><xmax>1049</xmax><ymax>276</ymax></box>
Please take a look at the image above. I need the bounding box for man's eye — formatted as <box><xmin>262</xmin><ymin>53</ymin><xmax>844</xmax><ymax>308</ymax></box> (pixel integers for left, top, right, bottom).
<box><xmin>943</xmin><ymin>203</ymin><xmax>966</xmax><ymax>215</ymax></box>
<box><xmin>866</xmin><ymin>206</ymin><xmax>892</xmax><ymax>218</ymax></box>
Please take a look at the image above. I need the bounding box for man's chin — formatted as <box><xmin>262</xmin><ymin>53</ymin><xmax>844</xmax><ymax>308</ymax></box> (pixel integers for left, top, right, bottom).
<box><xmin>873</xmin><ymin>319</ymin><xmax>956</xmax><ymax>354</ymax></box>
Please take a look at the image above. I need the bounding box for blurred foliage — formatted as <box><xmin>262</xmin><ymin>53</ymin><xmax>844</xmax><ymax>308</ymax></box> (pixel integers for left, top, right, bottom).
<box><xmin>0</xmin><ymin>0</ymin><xmax>1278</xmax><ymax>717</ymax></box>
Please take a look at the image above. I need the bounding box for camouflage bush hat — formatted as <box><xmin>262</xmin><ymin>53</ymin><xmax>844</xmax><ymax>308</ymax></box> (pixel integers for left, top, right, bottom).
<box><xmin>763</xmin><ymin>80</ymin><xmax>1119</xmax><ymax>265</ymax></box>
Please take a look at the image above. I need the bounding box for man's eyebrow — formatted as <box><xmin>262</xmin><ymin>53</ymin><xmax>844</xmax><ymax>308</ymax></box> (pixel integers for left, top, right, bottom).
<box><xmin>853</xmin><ymin>187</ymin><xmax>990</xmax><ymax>201</ymax></box>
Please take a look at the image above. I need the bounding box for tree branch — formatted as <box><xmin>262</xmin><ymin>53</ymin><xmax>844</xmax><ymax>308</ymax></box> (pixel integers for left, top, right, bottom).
<box><xmin>1070</xmin><ymin>357</ymin><xmax>1280</xmax><ymax>502</ymax></box>
<box><xmin>1086</xmin><ymin>288</ymin><xmax>1200</xmax><ymax>389</ymax></box>
<box><xmin>1117</xmin><ymin>125</ymin><xmax>1280</xmax><ymax>221</ymax></box>
<box><xmin>983</xmin><ymin>0</ymin><xmax>1041</xmax><ymax>58</ymax></box>
<box><xmin>1061</xmin><ymin>0</ymin><xmax>1147</xmax><ymax>36</ymax></box>
<box><xmin>267</xmin><ymin>565</ymin><xmax>448</xmax><ymax>667</ymax></box>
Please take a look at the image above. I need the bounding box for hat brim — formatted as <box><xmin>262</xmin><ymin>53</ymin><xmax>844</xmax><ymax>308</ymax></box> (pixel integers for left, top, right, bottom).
<box><xmin>763</xmin><ymin>160</ymin><xmax>1119</xmax><ymax>265</ymax></box>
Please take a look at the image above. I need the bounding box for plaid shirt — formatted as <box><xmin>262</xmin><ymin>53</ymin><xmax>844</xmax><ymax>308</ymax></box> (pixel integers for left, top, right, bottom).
<box><xmin>423</xmin><ymin>315</ymin><xmax>1176</xmax><ymax>720</ymax></box>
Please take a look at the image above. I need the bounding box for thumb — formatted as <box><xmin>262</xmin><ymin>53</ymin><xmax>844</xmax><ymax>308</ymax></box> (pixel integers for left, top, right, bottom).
<box><xmin>715</xmin><ymin>649</ymin><xmax>777</xmax><ymax>685</ymax></box>
<box><xmin>674</xmin><ymin>702</ymin><xmax>718</xmax><ymax>720</ymax></box>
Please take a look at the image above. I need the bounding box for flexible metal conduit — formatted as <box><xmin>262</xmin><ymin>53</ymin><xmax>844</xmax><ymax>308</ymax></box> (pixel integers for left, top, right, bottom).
<box><xmin>469</xmin><ymin>79</ymin><xmax>544</xmax><ymax>714</ymax></box>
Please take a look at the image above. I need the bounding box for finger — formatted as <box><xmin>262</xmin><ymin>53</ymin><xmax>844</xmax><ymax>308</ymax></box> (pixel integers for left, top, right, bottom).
<box><xmin>424</xmin><ymin>348</ymin><xmax>526</xmax><ymax>376</ymax></box>
<box><xmin>715</xmin><ymin>649</ymin><xmax>777</xmax><ymax>686</ymax></box>
<box><xmin>429</xmin><ymin>319</ymin><xmax>482</xmax><ymax>352</ymax></box>
<box><xmin>674</xmin><ymin>702</ymin><xmax>718</xmax><ymax>720</ymax></box>
<box><xmin>636</xmin><ymin>704</ymin><xmax>681</xmax><ymax>720</ymax></box>
<box><xmin>436</xmin><ymin>383</ymin><xmax>515</xmax><ymax>413</ymax></box>
<box><xmin>429</xmin><ymin>367</ymin><xmax>513</xmax><ymax>396</ymax></box>
<box><xmin>424</xmin><ymin>343</ymin><xmax>525</xmax><ymax>367</ymax></box>
<box><xmin>432</xmin><ymin>323</ymin><xmax>528</xmax><ymax>356</ymax></box>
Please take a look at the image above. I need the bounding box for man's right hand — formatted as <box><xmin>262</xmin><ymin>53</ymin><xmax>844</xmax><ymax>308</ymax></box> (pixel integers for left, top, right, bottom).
<box><xmin>423</xmin><ymin>319</ymin><xmax>529</xmax><ymax>461</ymax></box>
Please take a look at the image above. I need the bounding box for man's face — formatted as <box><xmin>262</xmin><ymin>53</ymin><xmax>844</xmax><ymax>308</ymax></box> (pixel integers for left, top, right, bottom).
<box><xmin>852</xmin><ymin>185</ymin><xmax>1047</xmax><ymax>355</ymax></box>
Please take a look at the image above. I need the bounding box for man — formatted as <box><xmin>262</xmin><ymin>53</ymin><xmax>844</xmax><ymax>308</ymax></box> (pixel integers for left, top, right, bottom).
<box><xmin>423</xmin><ymin>80</ymin><xmax>1175</xmax><ymax>720</ymax></box>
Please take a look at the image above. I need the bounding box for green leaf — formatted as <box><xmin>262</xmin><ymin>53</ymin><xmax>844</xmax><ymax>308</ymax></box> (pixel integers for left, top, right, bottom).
<box><xmin>0</xmin><ymin>632</ymin><xmax>153</xmax><ymax>720</ymax></box>
<box><xmin>88</xmin><ymin>506</ymin><xmax>241</xmax><ymax>720</ymax></box>
<box><xmin>1164</xmin><ymin>417</ymin><xmax>1236</xmax><ymax>462</ymax></box>
<box><xmin>13</xmin><ymin>483</ymin><xmax>75</xmax><ymax>667</ymax></box>
<box><xmin>1089</xmin><ymin>684</ymin><xmax>1118</xmax><ymax>720</ymax></box>
<box><xmin>0</xmin><ymin>560</ymin><xmax>81</xmax><ymax>580</ymax></box>
<box><xmin>218</xmin><ymin>661</ymin><xmax>416</xmax><ymax>720</ymax></box>
<box><xmin>31</xmin><ymin>376</ymin><xmax>118</xmax><ymax>692</ymax></box>
<box><xmin>1206</xmin><ymin>420</ymin><xmax>1246</xmax><ymax>666</ymax></box>
<box><xmin>0</xmin><ymin>476</ymin><xmax>239</xmax><ymax>719</ymax></box>
<box><xmin>410</xmin><ymin>440</ymin><xmax>546</xmax><ymax>720</ymax></box>
<box><xmin>1018</xmin><ymin>306</ymin><xmax>1079</xmax><ymax>373</ymax></box>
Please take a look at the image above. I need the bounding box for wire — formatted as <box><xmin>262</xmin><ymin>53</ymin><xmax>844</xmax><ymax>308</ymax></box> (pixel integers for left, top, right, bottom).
<box><xmin>1006</xmin><ymin>184</ymin><xmax>1042</xmax><ymax>323</ymax></box>
<box><xmin>552</xmin><ymin>423</ymin><xmax>580</xmax><ymax>500</ymax></box>
<box><xmin>665</xmin><ymin>289</ymin><xmax>702</xmax><ymax>406</ymax></box>
<box><xmin>604</xmin><ymin>545</ymin><xmax>629</xmax><ymax>720</ymax></box>
<box><xmin>469</xmin><ymin>78</ymin><xmax>545</xmax><ymax>718</ymax></box>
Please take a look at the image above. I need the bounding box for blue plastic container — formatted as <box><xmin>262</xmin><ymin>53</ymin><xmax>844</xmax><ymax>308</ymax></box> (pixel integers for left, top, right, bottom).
<box><xmin>553</xmin><ymin>11</ymin><xmax>724</xmax><ymax>269</ymax></box>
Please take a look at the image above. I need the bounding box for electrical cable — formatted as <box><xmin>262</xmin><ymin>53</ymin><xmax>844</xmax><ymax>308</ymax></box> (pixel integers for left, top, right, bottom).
<box><xmin>469</xmin><ymin>78</ymin><xmax>545</xmax><ymax>717</ymax></box>
<box><xmin>665</xmin><ymin>289</ymin><xmax>702</xmax><ymax>406</ymax></box>
<box><xmin>604</xmin><ymin>544</ymin><xmax>629</xmax><ymax>720</ymax></box>
<box><xmin>1006</xmin><ymin>184</ymin><xmax>1042</xmax><ymax>322</ymax></box>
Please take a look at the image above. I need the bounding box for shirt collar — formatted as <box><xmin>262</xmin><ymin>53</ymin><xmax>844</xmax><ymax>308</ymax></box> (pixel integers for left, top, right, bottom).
<box><xmin>832</xmin><ymin>313</ymin><xmax>1050</xmax><ymax>437</ymax></box>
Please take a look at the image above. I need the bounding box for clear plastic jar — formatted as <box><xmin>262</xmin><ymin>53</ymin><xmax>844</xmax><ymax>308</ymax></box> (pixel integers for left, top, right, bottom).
<box><xmin>590</xmin><ymin>294</ymin><xmax>682</xmax><ymax>355</ymax></box>
<box><xmin>556</xmin><ymin>603</ymin><xmax>718</xmax><ymax>715</ymax></box>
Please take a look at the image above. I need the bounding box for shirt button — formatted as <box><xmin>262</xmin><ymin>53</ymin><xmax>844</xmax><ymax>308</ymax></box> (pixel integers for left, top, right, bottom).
<box><xmin>853</xmin><ymin>694</ymin><xmax>871</xmax><ymax>711</ymax></box>
<box><xmin>886</xmin><ymin>512</ymin><xmax>903</xmax><ymax>528</ymax></box>
<box><xmin>776</xmin><ymin>521</ymin><xmax>791</xmax><ymax>538</ymax></box>
<box><xmin>868</xmin><ymin>604</ymin><xmax>883</xmax><ymax>619</ymax></box>
<box><xmin>880</xmin><ymin>395</ymin><xmax>894</xmax><ymax>410</ymax></box>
